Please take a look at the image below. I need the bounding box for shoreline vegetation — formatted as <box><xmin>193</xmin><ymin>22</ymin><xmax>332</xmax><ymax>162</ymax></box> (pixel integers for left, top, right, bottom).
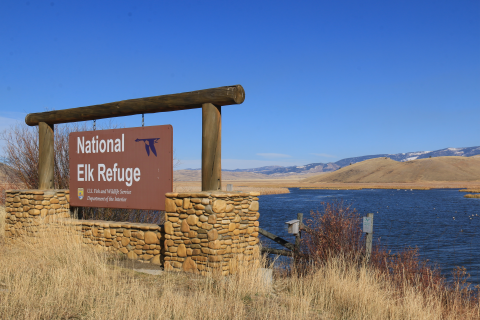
<box><xmin>460</xmin><ymin>189</ymin><xmax>480</xmax><ymax>193</ymax></box>
<box><xmin>464</xmin><ymin>194</ymin><xmax>480</xmax><ymax>199</ymax></box>
<box><xmin>1</xmin><ymin>206</ymin><xmax>479</xmax><ymax>319</ymax></box>
<box><xmin>460</xmin><ymin>189</ymin><xmax>480</xmax><ymax>199</ymax></box>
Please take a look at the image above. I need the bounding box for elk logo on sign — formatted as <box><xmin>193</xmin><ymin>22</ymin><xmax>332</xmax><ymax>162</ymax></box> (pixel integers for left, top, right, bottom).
<box><xmin>135</xmin><ymin>138</ymin><xmax>160</xmax><ymax>156</ymax></box>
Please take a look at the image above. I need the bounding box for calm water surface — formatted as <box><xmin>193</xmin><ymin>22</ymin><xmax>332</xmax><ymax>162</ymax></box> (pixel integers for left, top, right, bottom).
<box><xmin>258</xmin><ymin>188</ymin><xmax>480</xmax><ymax>284</ymax></box>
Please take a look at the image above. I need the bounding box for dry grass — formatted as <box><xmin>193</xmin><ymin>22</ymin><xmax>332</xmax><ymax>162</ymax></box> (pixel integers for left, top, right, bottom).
<box><xmin>460</xmin><ymin>189</ymin><xmax>480</xmax><ymax>193</ymax></box>
<box><xmin>0</xmin><ymin>223</ymin><xmax>479</xmax><ymax>319</ymax></box>
<box><xmin>0</xmin><ymin>206</ymin><xmax>5</xmax><ymax>239</ymax></box>
<box><xmin>464</xmin><ymin>194</ymin><xmax>480</xmax><ymax>198</ymax></box>
<box><xmin>173</xmin><ymin>183</ymin><xmax>290</xmax><ymax>195</ymax></box>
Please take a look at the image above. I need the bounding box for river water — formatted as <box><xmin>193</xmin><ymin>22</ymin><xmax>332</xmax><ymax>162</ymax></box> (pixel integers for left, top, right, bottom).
<box><xmin>258</xmin><ymin>188</ymin><xmax>480</xmax><ymax>284</ymax></box>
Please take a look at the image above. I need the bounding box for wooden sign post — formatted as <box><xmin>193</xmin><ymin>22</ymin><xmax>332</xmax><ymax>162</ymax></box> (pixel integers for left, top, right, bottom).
<box><xmin>26</xmin><ymin>85</ymin><xmax>245</xmax><ymax>191</ymax></box>
<box><xmin>202</xmin><ymin>103</ymin><xmax>221</xmax><ymax>191</ymax></box>
<box><xmin>38</xmin><ymin>122</ymin><xmax>54</xmax><ymax>189</ymax></box>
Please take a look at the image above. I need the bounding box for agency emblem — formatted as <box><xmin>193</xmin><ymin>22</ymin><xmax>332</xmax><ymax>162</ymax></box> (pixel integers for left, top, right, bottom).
<box><xmin>78</xmin><ymin>188</ymin><xmax>84</xmax><ymax>200</ymax></box>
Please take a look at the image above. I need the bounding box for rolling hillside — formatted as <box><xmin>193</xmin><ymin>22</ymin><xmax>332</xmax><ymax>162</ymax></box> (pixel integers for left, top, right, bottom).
<box><xmin>303</xmin><ymin>156</ymin><xmax>480</xmax><ymax>183</ymax></box>
<box><xmin>179</xmin><ymin>146</ymin><xmax>480</xmax><ymax>177</ymax></box>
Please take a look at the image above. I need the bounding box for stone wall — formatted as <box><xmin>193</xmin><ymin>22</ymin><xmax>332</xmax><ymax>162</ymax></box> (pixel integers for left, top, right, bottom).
<box><xmin>3</xmin><ymin>189</ymin><xmax>71</xmax><ymax>238</ymax></box>
<box><xmin>164</xmin><ymin>191</ymin><xmax>260</xmax><ymax>275</ymax></box>
<box><xmin>63</xmin><ymin>219</ymin><xmax>163</xmax><ymax>265</ymax></box>
<box><xmin>3</xmin><ymin>189</ymin><xmax>261</xmax><ymax>275</ymax></box>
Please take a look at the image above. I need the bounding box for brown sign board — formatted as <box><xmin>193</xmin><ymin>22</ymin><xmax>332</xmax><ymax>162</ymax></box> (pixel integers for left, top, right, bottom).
<box><xmin>69</xmin><ymin>125</ymin><xmax>173</xmax><ymax>210</ymax></box>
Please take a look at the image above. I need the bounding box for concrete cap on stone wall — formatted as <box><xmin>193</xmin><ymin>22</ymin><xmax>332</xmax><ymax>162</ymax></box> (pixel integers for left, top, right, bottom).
<box><xmin>165</xmin><ymin>191</ymin><xmax>255</xmax><ymax>198</ymax></box>
<box><xmin>6</xmin><ymin>189</ymin><xmax>69</xmax><ymax>194</ymax></box>
<box><xmin>57</xmin><ymin>219</ymin><xmax>162</xmax><ymax>230</ymax></box>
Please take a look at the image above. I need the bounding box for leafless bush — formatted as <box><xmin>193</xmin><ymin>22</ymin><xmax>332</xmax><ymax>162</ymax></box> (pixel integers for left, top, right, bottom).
<box><xmin>0</xmin><ymin>122</ymin><xmax>92</xmax><ymax>190</ymax></box>
<box><xmin>79</xmin><ymin>207</ymin><xmax>165</xmax><ymax>225</ymax></box>
<box><xmin>0</xmin><ymin>124</ymin><xmax>39</xmax><ymax>189</ymax></box>
<box><xmin>299</xmin><ymin>201</ymin><xmax>364</xmax><ymax>264</ymax></box>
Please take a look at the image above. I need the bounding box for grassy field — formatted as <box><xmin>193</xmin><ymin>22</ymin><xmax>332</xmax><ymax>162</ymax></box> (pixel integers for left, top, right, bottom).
<box><xmin>0</xmin><ymin>218</ymin><xmax>479</xmax><ymax>319</ymax></box>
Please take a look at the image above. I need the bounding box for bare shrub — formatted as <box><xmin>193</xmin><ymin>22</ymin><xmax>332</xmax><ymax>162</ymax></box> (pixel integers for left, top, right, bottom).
<box><xmin>300</xmin><ymin>201</ymin><xmax>364</xmax><ymax>264</ymax></box>
<box><xmin>0</xmin><ymin>122</ymin><xmax>92</xmax><ymax>190</ymax></box>
<box><xmin>0</xmin><ymin>124</ymin><xmax>39</xmax><ymax>189</ymax></box>
<box><xmin>79</xmin><ymin>207</ymin><xmax>165</xmax><ymax>225</ymax></box>
<box><xmin>371</xmin><ymin>244</ymin><xmax>444</xmax><ymax>291</ymax></box>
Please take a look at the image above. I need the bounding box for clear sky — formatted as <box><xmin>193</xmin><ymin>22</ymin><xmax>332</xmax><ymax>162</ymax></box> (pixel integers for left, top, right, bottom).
<box><xmin>1</xmin><ymin>0</ymin><xmax>479</xmax><ymax>170</ymax></box>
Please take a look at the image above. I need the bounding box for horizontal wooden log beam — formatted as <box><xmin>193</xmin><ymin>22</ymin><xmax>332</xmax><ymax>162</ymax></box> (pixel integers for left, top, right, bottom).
<box><xmin>258</xmin><ymin>227</ymin><xmax>296</xmax><ymax>251</ymax></box>
<box><xmin>25</xmin><ymin>85</ymin><xmax>245</xmax><ymax>126</ymax></box>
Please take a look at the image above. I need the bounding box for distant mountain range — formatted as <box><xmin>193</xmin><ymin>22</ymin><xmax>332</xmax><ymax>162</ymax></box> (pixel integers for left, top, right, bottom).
<box><xmin>221</xmin><ymin>146</ymin><xmax>480</xmax><ymax>176</ymax></box>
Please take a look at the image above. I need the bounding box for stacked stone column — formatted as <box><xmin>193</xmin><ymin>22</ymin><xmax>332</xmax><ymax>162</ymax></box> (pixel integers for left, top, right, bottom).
<box><xmin>163</xmin><ymin>191</ymin><xmax>260</xmax><ymax>275</ymax></box>
<box><xmin>3</xmin><ymin>189</ymin><xmax>71</xmax><ymax>238</ymax></box>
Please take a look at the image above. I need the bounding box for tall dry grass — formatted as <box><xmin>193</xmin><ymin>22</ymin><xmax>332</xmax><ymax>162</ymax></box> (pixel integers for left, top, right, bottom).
<box><xmin>0</xmin><ymin>205</ymin><xmax>5</xmax><ymax>239</ymax></box>
<box><xmin>0</xmin><ymin>222</ymin><xmax>479</xmax><ymax>319</ymax></box>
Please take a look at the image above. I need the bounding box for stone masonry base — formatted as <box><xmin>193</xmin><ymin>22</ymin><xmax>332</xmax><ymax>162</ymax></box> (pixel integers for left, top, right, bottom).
<box><xmin>3</xmin><ymin>189</ymin><xmax>261</xmax><ymax>275</ymax></box>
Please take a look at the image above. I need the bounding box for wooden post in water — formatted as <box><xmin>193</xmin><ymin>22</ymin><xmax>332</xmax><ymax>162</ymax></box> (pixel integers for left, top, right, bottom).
<box><xmin>365</xmin><ymin>213</ymin><xmax>374</xmax><ymax>262</ymax></box>
<box><xmin>38</xmin><ymin>122</ymin><xmax>54</xmax><ymax>189</ymax></box>
<box><xmin>202</xmin><ymin>103</ymin><xmax>221</xmax><ymax>191</ymax></box>
<box><xmin>296</xmin><ymin>212</ymin><xmax>303</xmax><ymax>250</ymax></box>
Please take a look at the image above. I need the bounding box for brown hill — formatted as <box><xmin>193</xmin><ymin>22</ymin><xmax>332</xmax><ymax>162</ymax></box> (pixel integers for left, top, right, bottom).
<box><xmin>303</xmin><ymin>156</ymin><xmax>480</xmax><ymax>183</ymax></box>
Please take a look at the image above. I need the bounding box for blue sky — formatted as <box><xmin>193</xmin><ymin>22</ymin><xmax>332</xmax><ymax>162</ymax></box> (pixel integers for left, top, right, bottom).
<box><xmin>1</xmin><ymin>0</ymin><xmax>479</xmax><ymax>170</ymax></box>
